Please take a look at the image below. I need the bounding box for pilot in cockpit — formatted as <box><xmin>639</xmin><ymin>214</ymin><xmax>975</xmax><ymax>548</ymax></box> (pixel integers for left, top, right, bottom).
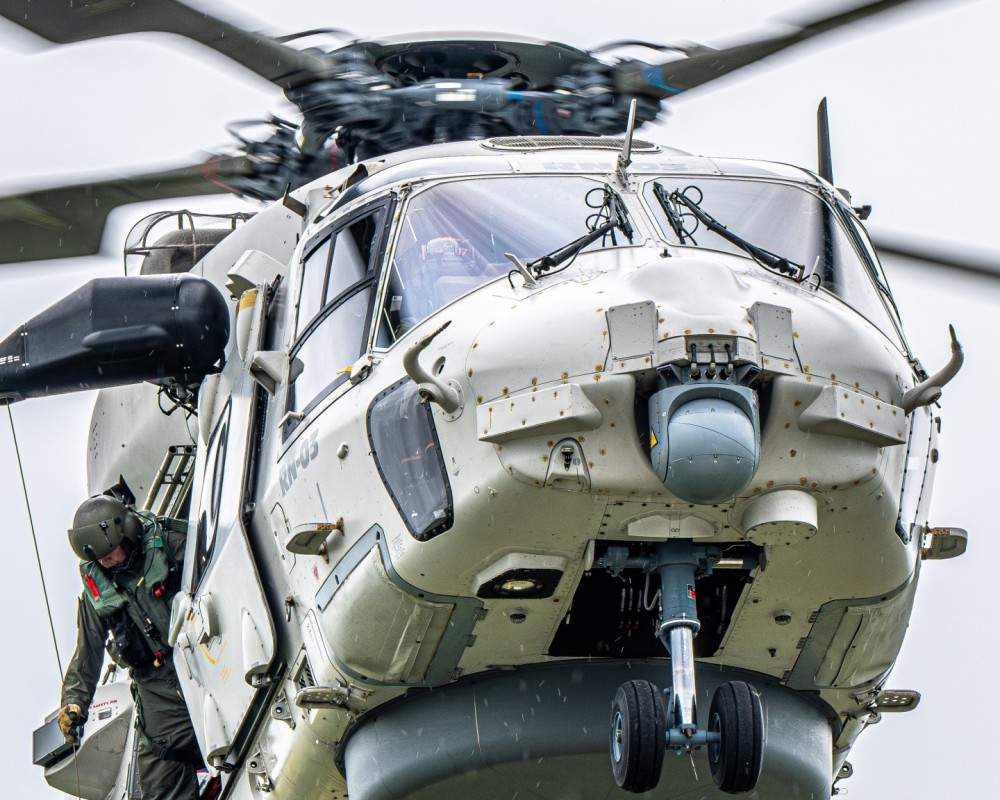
<box><xmin>377</xmin><ymin>187</ymin><xmax>517</xmax><ymax>344</ymax></box>
<box><xmin>387</xmin><ymin>234</ymin><xmax>492</xmax><ymax>337</ymax></box>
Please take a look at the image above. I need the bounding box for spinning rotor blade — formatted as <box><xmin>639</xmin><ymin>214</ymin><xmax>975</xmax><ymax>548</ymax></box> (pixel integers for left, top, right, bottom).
<box><xmin>0</xmin><ymin>157</ymin><xmax>251</xmax><ymax>265</ymax></box>
<box><xmin>0</xmin><ymin>0</ymin><xmax>968</xmax><ymax>268</ymax></box>
<box><xmin>0</xmin><ymin>0</ymin><xmax>331</xmax><ymax>87</ymax></box>
<box><xmin>874</xmin><ymin>236</ymin><xmax>1000</xmax><ymax>280</ymax></box>
<box><xmin>613</xmin><ymin>0</ymin><xmax>923</xmax><ymax>98</ymax></box>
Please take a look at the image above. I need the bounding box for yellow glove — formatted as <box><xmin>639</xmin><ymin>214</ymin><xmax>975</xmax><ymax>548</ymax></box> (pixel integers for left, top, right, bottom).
<box><xmin>57</xmin><ymin>704</ymin><xmax>85</xmax><ymax>744</ymax></box>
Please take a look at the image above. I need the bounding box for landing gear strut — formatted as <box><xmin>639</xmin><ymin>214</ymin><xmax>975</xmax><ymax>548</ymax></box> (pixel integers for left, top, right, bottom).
<box><xmin>608</xmin><ymin>540</ymin><xmax>764</xmax><ymax>794</ymax></box>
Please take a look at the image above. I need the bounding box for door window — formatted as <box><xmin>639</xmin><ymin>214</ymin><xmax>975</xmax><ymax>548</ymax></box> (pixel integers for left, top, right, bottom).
<box><xmin>190</xmin><ymin>401</ymin><xmax>231</xmax><ymax>594</ymax></box>
<box><xmin>285</xmin><ymin>207</ymin><xmax>387</xmax><ymax>434</ymax></box>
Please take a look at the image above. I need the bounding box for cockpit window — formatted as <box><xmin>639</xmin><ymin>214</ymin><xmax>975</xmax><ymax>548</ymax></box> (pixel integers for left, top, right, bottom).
<box><xmin>377</xmin><ymin>176</ymin><xmax>633</xmax><ymax>344</ymax></box>
<box><xmin>295</xmin><ymin>210</ymin><xmax>385</xmax><ymax>341</ymax></box>
<box><xmin>285</xmin><ymin>205</ymin><xmax>387</xmax><ymax>436</ymax></box>
<box><xmin>368</xmin><ymin>378</ymin><xmax>453</xmax><ymax>540</ymax></box>
<box><xmin>643</xmin><ymin>177</ymin><xmax>900</xmax><ymax>341</ymax></box>
<box><xmin>326</xmin><ymin>213</ymin><xmax>383</xmax><ymax>305</ymax></box>
<box><xmin>296</xmin><ymin>238</ymin><xmax>330</xmax><ymax>339</ymax></box>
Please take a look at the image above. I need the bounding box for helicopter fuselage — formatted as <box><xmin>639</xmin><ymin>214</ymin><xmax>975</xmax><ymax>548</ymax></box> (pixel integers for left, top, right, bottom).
<box><xmin>80</xmin><ymin>137</ymin><xmax>935</xmax><ymax>799</ymax></box>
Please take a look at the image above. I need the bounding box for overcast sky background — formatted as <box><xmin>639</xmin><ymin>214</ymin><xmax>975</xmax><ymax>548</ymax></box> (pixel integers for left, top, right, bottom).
<box><xmin>0</xmin><ymin>0</ymin><xmax>996</xmax><ymax>797</ymax></box>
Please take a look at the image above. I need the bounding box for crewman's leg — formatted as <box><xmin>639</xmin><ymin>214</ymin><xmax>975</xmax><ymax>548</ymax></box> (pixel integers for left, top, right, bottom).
<box><xmin>134</xmin><ymin>668</ymin><xmax>201</xmax><ymax>800</ymax></box>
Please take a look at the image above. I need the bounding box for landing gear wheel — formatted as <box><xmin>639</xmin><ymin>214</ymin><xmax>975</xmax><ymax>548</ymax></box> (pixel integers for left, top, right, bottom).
<box><xmin>609</xmin><ymin>679</ymin><xmax>666</xmax><ymax>793</ymax></box>
<box><xmin>707</xmin><ymin>681</ymin><xmax>764</xmax><ymax>794</ymax></box>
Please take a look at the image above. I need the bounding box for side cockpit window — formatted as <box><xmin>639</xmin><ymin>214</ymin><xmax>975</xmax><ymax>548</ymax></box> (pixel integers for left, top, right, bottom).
<box><xmin>368</xmin><ymin>379</ymin><xmax>453</xmax><ymax>540</ymax></box>
<box><xmin>296</xmin><ymin>238</ymin><xmax>331</xmax><ymax>339</ymax></box>
<box><xmin>285</xmin><ymin>206</ymin><xmax>387</xmax><ymax>435</ymax></box>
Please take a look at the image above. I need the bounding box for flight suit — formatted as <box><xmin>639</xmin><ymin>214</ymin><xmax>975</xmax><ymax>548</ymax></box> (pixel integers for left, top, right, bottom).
<box><xmin>61</xmin><ymin>513</ymin><xmax>201</xmax><ymax>800</ymax></box>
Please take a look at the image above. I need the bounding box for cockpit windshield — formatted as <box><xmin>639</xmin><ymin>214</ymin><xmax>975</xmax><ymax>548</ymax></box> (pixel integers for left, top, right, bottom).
<box><xmin>643</xmin><ymin>177</ymin><xmax>900</xmax><ymax>340</ymax></box>
<box><xmin>378</xmin><ymin>176</ymin><xmax>631</xmax><ymax>344</ymax></box>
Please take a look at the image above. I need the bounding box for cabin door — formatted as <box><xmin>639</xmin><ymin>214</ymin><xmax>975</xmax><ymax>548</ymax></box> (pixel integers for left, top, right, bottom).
<box><xmin>171</xmin><ymin>282</ymin><xmax>277</xmax><ymax>770</ymax></box>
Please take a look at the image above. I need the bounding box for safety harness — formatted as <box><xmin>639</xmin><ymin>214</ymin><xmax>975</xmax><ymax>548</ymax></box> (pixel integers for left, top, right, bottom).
<box><xmin>80</xmin><ymin>511</ymin><xmax>202</xmax><ymax>765</ymax></box>
<box><xmin>79</xmin><ymin>510</ymin><xmax>182</xmax><ymax>672</ymax></box>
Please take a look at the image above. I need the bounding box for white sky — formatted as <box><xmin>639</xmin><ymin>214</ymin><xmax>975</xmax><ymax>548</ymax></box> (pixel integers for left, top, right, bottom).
<box><xmin>0</xmin><ymin>1</ymin><xmax>996</xmax><ymax>797</ymax></box>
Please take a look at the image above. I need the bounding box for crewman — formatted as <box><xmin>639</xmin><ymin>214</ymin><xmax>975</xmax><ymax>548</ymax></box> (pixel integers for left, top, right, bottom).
<box><xmin>58</xmin><ymin>490</ymin><xmax>202</xmax><ymax>800</ymax></box>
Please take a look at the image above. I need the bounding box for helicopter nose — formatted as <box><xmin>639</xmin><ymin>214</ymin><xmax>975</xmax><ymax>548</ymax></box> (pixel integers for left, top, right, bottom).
<box><xmin>648</xmin><ymin>383</ymin><xmax>761</xmax><ymax>504</ymax></box>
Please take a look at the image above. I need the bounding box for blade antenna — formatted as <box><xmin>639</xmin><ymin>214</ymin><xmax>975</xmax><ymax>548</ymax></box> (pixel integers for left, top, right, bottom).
<box><xmin>817</xmin><ymin>97</ymin><xmax>834</xmax><ymax>184</ymax></box>
<box><xmin>617</xmin><ymin>99</ymin><xmax>638</xmax><ymax>187</ymax></box>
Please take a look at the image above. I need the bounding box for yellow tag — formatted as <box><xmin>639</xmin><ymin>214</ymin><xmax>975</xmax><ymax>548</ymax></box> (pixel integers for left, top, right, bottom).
<box><xmin>238</xmin><ymin>289</ymin><xmax>258</xmax><ymax>312</ymax></box>
<box><xmin>649</xmin><ymin>428</ymin><xmax>658</xmax><ymax>449</ymax></box>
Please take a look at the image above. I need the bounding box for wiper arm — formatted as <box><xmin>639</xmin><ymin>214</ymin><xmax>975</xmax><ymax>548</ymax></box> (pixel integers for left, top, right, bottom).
<box><xmin>652</xmin><ymin>182</ymin><xmax>693</xmax><ymax>243</ymax></box>
<box><xmin>528</xmin><ymin>193</ymin><xmax>630</xmax><ymax>276</ymax></box>
<box><xmin>669</xmin><ymin>189</ymin><xmax>803</xmax><ymax>279</ymax></box>
<box><xmin>529</xmin><ymin>216</ymin><xmax>618</xmax><ymax>275</ymax></box>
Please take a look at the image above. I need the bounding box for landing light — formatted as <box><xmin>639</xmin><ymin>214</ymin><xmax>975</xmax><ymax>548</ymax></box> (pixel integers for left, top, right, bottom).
<box><xmin>476</xmin><ymin>567</ymin><xmax>564</xmax><ymax>599</ymax></box>
<box><xmin>499</xmin><ymin>578</ymin><xmax>542</xmax><ymax>595</ymax></box>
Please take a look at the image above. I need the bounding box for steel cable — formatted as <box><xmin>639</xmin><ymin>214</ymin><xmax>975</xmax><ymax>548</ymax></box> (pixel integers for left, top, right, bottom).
<box><xmin>7</xmin><ymin>404</ymin><xmax>64</xmax><ymax>678</ymax></box>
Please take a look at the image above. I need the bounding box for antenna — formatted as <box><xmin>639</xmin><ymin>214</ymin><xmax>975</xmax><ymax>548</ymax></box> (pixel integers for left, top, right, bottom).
<box><xmin>617</xmin><ymin>99</ymin><xmax>638</xmax><ymax>186</ymax></box>
<box><xmin>817</xmin><ymin>97</ymin><xmax>834</xmax><ymax>184</ymax></box>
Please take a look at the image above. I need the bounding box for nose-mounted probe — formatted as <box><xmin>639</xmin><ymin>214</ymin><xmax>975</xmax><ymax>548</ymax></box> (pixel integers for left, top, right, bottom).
<box><xmin>902</xmin><ymin>325</ymin><xmax>964</xmax><ymax>414</ymax></box>
<box><xmin>402</xmin><ymin>320</ymin><xmax>463</xmax><ymax>415</ymax></box>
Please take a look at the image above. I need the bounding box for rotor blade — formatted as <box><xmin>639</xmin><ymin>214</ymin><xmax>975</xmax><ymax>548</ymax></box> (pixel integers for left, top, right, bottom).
<box><xmin>613</xmin><ymin>0</ymin><xmax>927</xmax><ymax>98</ymax></box>
<box><xmin>874</xmin><ymin>236</ymin><xmax>1000</xmax><ymax>280</ymax></box>
<box><xmin>0</xmin><ymin>0</ymin><xmax>331</xmax><ymax>87</ymax></box>
<box><xmin>0</xmin><ymin>157</ymin><xmax>251</xmax><ymax>265</ymax></box>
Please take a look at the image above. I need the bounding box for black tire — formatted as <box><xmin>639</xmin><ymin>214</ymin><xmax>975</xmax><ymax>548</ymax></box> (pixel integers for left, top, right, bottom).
<box><xmin>609</xmin><ymin>679</ymin><xmax>667</xmax><ymax>793</ymax></box>
<box><xmin>707</xmin><ymin>681</ymin><xmax>764</xmax><ymax>794</ymax></box>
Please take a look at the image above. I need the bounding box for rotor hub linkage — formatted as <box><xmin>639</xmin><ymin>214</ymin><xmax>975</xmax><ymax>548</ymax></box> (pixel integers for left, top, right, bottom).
<box><xmin>230</xmin><ymin>56</ymin><xmax>665</xmax><ymax>201</ymax></box>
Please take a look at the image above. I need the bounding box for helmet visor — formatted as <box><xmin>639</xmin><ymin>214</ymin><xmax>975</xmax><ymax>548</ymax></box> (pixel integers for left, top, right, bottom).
<box><xmin>68</xmin><ymin>517</ymin><xmax>124</xmax><ymax>562</ymax></box>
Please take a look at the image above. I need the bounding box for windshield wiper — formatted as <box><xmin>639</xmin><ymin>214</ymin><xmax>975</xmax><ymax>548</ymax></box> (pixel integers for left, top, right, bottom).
<box><xmin>527</xmin><ymin>191</ymin><xmax>632</xmax><ymax>276</ymax></box>
<box><xmin>652</xmin><ymin>182</ymin><xmax>693</xmax><ymax>243</ymax></box>
<box><xmin>662</xmin><ymin>185</ymin><xmax>804</xmax><ymax>279</ymax></box>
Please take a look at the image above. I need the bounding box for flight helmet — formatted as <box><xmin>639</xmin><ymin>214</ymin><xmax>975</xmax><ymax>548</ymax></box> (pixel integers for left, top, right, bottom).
<box><xmin>68</xmin><ymin>496</ymin><xmax>142</xmax><ymax>562</ymax></box>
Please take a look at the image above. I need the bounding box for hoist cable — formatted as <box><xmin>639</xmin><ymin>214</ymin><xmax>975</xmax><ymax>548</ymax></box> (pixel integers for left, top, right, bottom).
<box><xmin>73</xmin><ymin>742</ymin><xmax>83</xmax><ymax>800</ymax></box>
<box><xmin>7</xmin><ymin>405</ymin><xmax>64</xmax><ymax>678</ymax></box>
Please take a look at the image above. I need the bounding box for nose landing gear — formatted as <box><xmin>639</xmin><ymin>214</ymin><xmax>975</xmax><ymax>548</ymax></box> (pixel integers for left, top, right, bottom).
<box><xmin>610</xmin><ymin>679</ymin><xmax>667</xmax><ymax>792</ymax></box>
<box><xmin>608</xmin><ymin>541</ymin><xmax>764</xmax><ymax>794</ymax></box>
<box><xmin>706</xmin><ymin>680</ymin><xmax>764</xmax><ymax>793</ymax></box>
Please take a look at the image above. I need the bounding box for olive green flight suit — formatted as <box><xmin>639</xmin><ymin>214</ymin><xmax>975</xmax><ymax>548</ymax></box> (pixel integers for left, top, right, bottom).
<box><xmin>61</xmin><ymin>515</ymin><xmax>201</xmax><ymax>800</ymax></box>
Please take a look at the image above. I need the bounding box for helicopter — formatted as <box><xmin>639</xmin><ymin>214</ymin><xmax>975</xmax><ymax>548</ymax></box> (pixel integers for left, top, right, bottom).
<box><xmin>0</xmin><ymin>0</ymin><xmax>988</xmax><ymax>796</ymax></box>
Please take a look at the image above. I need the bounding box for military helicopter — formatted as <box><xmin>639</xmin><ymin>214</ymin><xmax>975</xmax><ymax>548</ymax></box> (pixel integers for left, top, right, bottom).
<box><xmin>0</xmin><ymin>0</ymin><xmax>991</xmax><ymax>798</ymax></box>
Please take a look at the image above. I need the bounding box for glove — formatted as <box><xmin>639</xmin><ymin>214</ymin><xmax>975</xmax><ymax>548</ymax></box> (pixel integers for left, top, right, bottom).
<box><xmin>57</xmin><ymin>704</ymin><xmax>85</xmax><ymax>744</ymax></box>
